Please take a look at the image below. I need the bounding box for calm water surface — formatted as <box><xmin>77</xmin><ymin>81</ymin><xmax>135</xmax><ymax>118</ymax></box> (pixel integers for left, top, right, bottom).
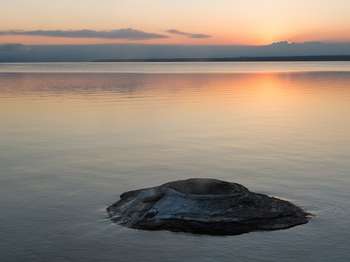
<box><xmin>1</xmin><ymin>63</ymin><xmax>350</xmax><ymax>262</ymax></box>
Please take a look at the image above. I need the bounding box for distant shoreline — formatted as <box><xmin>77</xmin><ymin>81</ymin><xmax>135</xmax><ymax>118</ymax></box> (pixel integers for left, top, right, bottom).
<box><xmin>93</xmin><ymin>56</ymin><xmax>350</xmax><ymax>63</ymax></box>
<box><xmin>1</xmin><ymin>56</ymin><xmax>350</xmax><ymax>63</ymax></box>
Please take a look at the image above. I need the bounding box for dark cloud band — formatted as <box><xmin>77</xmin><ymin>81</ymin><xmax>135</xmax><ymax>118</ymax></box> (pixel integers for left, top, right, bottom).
<box><xmin>166</xmin><ymin>29</ymin><xmax>211</xmax><ymax>39</ymax></box>
<box><xmin>0</xmin><ymin>28</ymin><xmax>168</xmax><ymax>40</ymax></box>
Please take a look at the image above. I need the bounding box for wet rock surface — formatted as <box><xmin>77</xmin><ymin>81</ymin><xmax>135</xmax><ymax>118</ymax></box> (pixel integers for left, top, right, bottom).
<box><xmin>107</xmin><ymin>179</ymin><xmax>310</xmax><ymax>235</ymax></box>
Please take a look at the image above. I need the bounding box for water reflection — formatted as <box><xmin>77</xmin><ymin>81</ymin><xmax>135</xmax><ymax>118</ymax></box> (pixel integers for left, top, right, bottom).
<box><xmin>0</xmin><ymin>71</ymin><xmax>350</xmax><ymax>262</ymax></box>
<box><xmin>1</xmin><ymin>71</ymin><xmax>350</xmax><ymax>96</ymax></box>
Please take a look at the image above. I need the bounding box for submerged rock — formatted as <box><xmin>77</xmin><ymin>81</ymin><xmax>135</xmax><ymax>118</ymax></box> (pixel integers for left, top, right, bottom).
<box><xmin>107</xmin><ymin>178</ymin><xmax>310</xmax><ymax>235</ymax></box>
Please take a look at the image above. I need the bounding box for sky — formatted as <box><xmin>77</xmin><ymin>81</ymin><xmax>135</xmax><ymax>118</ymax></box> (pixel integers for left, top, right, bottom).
<box><xmin>1</xmin><ymin>0</ymin><xmax>350</xmax><ymax>45</ymax></box>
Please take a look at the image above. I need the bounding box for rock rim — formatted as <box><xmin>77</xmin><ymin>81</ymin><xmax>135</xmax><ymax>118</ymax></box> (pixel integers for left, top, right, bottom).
<box><xmin>107</xmin><ymin>178</ymin><xmax>311</xmax><ymax>235</ymax></box>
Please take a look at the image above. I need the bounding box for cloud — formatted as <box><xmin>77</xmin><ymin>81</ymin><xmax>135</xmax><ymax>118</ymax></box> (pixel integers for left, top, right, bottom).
<box><xmin>0</xmin><ymin>28</ymin><xmax>168</xmax><ymax>40</ymax></box>
<box><xmin>166</xmin><ymin>29</ymin><xmax>211</xmax><ymax>39</ymax></box>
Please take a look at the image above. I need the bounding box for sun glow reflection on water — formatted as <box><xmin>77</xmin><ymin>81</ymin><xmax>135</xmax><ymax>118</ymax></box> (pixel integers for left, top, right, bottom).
<box><xmin>0</xmin><ymin>64</ymin><xmax>350</xmax><ymax>262</ymax></box>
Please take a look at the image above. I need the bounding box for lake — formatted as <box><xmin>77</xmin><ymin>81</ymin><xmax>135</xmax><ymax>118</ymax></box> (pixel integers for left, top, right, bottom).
<box><xmin>1</xmin><ymin>62</ymin><xmax>350</xmax><ymax>262</ymax></box>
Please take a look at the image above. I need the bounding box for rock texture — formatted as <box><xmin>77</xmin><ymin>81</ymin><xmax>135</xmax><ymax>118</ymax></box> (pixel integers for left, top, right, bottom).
<box><xmin>107</xmin><ymin>178</ymin><xmax>310</xmax><ymax>235</ymax></box>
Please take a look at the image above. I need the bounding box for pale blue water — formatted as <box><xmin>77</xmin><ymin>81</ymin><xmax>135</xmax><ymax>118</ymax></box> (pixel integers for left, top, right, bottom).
<box><xmin>0</xmin><ymin>62</ymin><xmax>350</xmax><ymax>262</ymax></box>
<box><xmin>1</xmin><ymin>61</ymin><xmax>350</xmax><ymax>73</ymax></box>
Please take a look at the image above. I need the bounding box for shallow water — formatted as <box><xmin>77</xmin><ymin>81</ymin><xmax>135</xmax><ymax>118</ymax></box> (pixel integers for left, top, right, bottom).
<box><xmin>1</xmin><ymin>62</ymin><xmax>350</xmax><ymax>262</ymax></box>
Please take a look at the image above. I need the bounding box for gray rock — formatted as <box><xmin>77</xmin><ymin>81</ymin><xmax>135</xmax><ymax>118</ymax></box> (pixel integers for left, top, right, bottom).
<box><xmin>107</xmin><ymin>178</ymin><xmax>310</xmax><ymax>235</ymax></box>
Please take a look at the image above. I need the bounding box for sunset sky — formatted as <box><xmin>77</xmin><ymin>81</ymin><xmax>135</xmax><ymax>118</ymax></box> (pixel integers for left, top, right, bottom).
<box><xmin>1</xmin><ymin>0</ymin><xmax>350</xmax><ymax>45</ymax></box>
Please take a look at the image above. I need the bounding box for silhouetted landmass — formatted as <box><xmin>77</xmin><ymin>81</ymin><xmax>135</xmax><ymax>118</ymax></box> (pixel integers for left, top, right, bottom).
<box><xmin>94</xmin><ymin>55</ymin><xmax>350</xmax><ymax>62</ymax></box>
<box><xmin>1</xmin><ymin>42</ymin><xmax>350</xmax><ymax>62</ymax></box>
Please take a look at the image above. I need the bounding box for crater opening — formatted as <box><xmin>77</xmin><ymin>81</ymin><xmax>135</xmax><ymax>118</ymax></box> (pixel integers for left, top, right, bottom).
<box><xmin>164</xmin><ymin>179</ymin><xmax>249</xmax><ymax>195</ymax></box>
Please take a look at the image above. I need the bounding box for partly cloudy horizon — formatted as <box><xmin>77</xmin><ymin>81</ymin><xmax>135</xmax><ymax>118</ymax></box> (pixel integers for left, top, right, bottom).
<box><xmin>2</xmin><ymin>0</ymin><xmax>350</xmax><ymax>46</ymax></box>
<box><xmin>0</xmin><ymin>28</ymin><xmax>216</xmax><ymax>45</ymax></box>
<box><xmin>1</xmin><ymin>0</ymin><xmax>350</xmax><ymax>60</ymax></box>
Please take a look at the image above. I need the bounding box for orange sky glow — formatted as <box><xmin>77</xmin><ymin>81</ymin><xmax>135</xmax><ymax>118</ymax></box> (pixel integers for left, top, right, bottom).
<box><xmin>1</xmin><ymin>0</ymin><xmax>350</xmax><ymax>45</ymax></box>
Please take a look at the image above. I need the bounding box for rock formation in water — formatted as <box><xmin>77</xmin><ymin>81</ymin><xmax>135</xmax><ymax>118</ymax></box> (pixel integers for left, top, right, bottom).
<box><xmin>107</xmin><ymin>178</ymin><xmax>310</xmax><ymax>235</ymax></box>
